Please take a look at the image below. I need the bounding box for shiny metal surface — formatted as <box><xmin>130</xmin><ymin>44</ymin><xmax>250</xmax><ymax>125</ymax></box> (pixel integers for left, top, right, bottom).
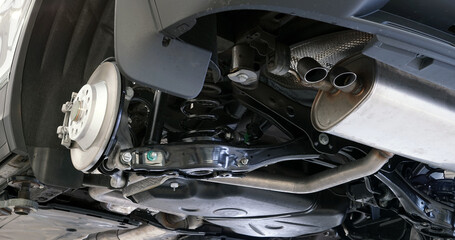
<box><xmin>228</xmin><ymin>44</ymin><xmax>258</xmax><ymax>84</ymax></box>
<box><xmin>290</xmin><ymin>30</ymin><xmax>373</xmax><ymax>69</ymax></box>
<box><xmin>207</xmin><ymin>149</ymin><xmax>393</xmax><ymax>194</ymax></box>
<box><xmin>330</xmin><ymin>66</ymin><xmax>362</xmax><ymax>94</ymax></box>
<box><xmin>296</xmin><ymin>57</ymin><xmax>334</xmax><ymax>92</ymax></box>
<box><xmin>70</xmin><ymin>62</ymin><xmax>121</xmax><ymax>172</ymax></box>
<box><xmin>269</xmin><ymin>30</ymin><xmax>372</xmax><ymax>90</ymax></box>
<box><xmin>312</xmin><ymin>55</ymin><xmax>455</xmax><ymax>171</ymax></box>
<box><xmin>312</xmin><ymin>55</ymin><xmax>375</xmax><ymax>131</ymax></box>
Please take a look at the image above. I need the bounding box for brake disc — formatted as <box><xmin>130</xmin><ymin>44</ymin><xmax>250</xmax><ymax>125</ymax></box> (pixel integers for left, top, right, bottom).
<box><xmin>57</xmin><ymin>62</ymin><xmax>122</xmax><ymax>172</ymax></box>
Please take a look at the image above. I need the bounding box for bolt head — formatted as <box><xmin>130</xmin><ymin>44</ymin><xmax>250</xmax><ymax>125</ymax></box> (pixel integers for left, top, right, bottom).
<box><xmin>121</xmin><ymin>152</ymin><xmax>133</xmax><ymax>163</ymax></box>
<box><xmin>147</xmin><ymin>151</ymin><xmax>158</xmax><ymax>161</ymax></box>
<box><xmin>239</xmin><ymin>158</ymin><xmax>249</xmax><ymax>165</ymax></box>
<box><xmin>424</xmin><ymin>207</ymin><xmax>433</xmax><ymax>214</ymax></box>
<box><xmin>219</xmin><ymin>172</ymin><xmax>232</xmax><ymax>178</ymax></box>
<box><xmin>237</xmin><ymin>73</ymin><xmax>249</xmax><ymax>82</ymax></box>
<box><xmin>318</xmin><ymin>133</ymin><xmax>329</xmax><ymax>145</ymax></box>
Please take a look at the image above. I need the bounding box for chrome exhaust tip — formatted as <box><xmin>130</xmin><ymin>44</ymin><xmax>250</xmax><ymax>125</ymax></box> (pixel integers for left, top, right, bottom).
<box><xmin>330</xmin><ymin>66</ymin><xmax>363</xmax><ymax>94</ymax></box>
<box><xmin>297</xmin><ymin>57</ymin><xmax>335</xmax><ymax>93</ymax></box>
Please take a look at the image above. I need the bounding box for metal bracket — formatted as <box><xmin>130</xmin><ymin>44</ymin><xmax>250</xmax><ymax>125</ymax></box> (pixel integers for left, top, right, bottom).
<box><xmin>232</xmin><ymin>82</ymin><xmax>367</xmax><ymax>154</ymax></box>
<box><xmin>120</xmin><ymin>137</ymin><xmax>336</xmax><ymax>177</ymax></box>
<box><xmin>376</xmin><ymin>170</ymin><xmax>455</xmax><ymax>238</ymax></box>
<box><xmin>236</xmin><ymin>27</ymin><xmax>291</xmax><ymax>76</ymax></box>
<box><xmin>56</xmin><ymin>92</ymin><xmax>77</xmax><ymax>149</ymax></box>
<box><xmin>0</xmin><ymin>198</ymin><xmax>38</xmax><ymax>216</ymax></box>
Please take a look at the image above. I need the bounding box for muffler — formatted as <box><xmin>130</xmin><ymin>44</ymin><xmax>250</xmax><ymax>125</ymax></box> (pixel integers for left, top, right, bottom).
<box><xmin>312</xmin><ymin>54</ymin><xmax>455</xmax><ymax>171</ymax></box>
<box><xmin>210</xmin><ymin>54</ymin><xmax>455</xmax><ymax>194</ymax></box>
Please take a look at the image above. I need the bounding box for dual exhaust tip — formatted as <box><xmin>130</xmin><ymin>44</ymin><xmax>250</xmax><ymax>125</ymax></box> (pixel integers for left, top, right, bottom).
<box><xmin>297</xmin><ymin>57</ymin><xmax>362</xmax><ymax>94</ymax></box>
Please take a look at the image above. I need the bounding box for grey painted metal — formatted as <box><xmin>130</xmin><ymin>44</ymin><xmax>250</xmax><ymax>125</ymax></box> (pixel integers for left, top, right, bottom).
<box><xmin>114</xmin><ymin>0</ymin><xmax>455</xmax><ymax>98</ymax></box>
<box><xmin>115</xmin><ymin>0</ymin><xmax>211</xmax><ymax>99</ymax></box>
<box><xmin>206</xmin><ymin>149</ymin><xmax>393</xmax><ymax>194</ymax></box>
<box><xmin>152</xmin><ymin>0</ymin><xmax>455</xmax><ymax>65</ymax></box>
<box><xmin>312</xmin><ymin>55</ymin><xmax>455</xmax><ymax>171</ymax></box>
<box><xmin>0</xmin><ymin>208</ymin><xmax>135</xmax><ymax>240</ymax></box>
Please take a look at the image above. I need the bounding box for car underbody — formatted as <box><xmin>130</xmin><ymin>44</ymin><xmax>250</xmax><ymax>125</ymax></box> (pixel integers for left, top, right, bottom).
<box><xmin>1</xmin><ymin>0</ymin><xmax>455</xmax><ymax>239</ymax></box>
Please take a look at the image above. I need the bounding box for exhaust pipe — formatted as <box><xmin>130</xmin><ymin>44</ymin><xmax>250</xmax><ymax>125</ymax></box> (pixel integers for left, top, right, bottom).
<box><xmin>208</xmin><ymin>54</ymin><xmax>455</xmax><ymax>192</ymax></box>
<box><xmin>296</xmin><ymin>57</ymin><xmax>364</xmax><ymax>95</ymax></box>
<box><xmin>296</xmin><ymin>57</ymin><xmax>335</xmax><ymax>93</ymax></box>
<box><xmin>207</xmin><ymin>149</ymin><xmax>393</xmax><ymax>194</ymax></box>
<box><xmin>330</xmin><ymin>66</ymin><xmax>363</xmax><ymax>94</ymax></box>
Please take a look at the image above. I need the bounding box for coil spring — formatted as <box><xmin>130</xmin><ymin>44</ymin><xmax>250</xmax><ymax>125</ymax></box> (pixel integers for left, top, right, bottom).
<box><xmin>179</xmin><ymin>84</ymin><xmax>223</xmax><ymax>139</ymax></box>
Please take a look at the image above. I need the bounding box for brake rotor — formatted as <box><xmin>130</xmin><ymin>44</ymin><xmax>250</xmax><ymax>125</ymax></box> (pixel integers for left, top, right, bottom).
<box><xmin>68</xmin><ymin>62</ymin><xmax>122</xmax><ymax>172</ymax></box>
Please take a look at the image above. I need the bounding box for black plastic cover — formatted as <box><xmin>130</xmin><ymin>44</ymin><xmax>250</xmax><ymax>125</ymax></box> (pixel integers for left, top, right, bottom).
<box><xmin>114</xmin><ymin>0</ymin><xmax>212</xmax><ymax>99</ymax></box>
<box><xmin>133</xmin><ymin>180</ymin><xmax>348</xmax><ymax>237</ymax></box>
